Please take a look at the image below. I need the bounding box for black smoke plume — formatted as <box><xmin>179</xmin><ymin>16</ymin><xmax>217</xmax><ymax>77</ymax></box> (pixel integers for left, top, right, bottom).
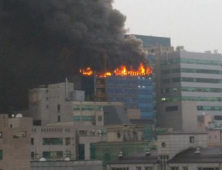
<box><xmin>0</xmin><ymin>0</ymin><xmax>147</xmax><ymax>112</ymax></box>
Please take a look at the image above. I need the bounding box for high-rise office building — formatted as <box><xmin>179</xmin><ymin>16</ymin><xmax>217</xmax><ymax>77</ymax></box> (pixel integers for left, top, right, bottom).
<box><xmin>102</xmin><ymin>76</ymin><xmax>154</xmax><ymax>119</ymax></box>
<box><xmin>156</xmin><ymin>50</ymin><xmax>222</xmax><ymax>131</ymax></box>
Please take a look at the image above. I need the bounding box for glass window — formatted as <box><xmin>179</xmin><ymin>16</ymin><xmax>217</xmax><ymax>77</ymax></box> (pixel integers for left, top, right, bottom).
<box><xmin>189</xmin><ymin>136</ymin><xmax>194</xmax><ymax>143</ymax></box>
<box><xmin>165</xmin><ymin>106</ymin><xmax>178</xmax><ymax>112</ymax></box>
<box><xmin>73</xmin><ymin>105</ymin><xmax>80</xmax><ymax>111</ymax></box>
<box><xmin>98</xmin><ymin>115</ymin><xmax>103</xmax><ymax>121</ymax></box>
<box><xmin>95</xmin><ymin>106</ymin><xmax>103</xmax><ymax>111</ymax></box>
<box><xmin>42</xmin><ymin>138</ymin><xmax>63</xmax><ymax>145</ymax></box>
<box><xmin>31</xmin><ymin>138</ymin><xmax>34</xmax><ymax>145</ymax></box>
<box><xmin>57</xmin><ymin>104</ymin><xmax>60</xmax><ymax>113</ymax></box>
<box><xmin>183</xmin><ymin>167</ymin><xmax>188</xmax><ymax>170</ymax></box>
<box><xmin>0</xmin><ymin>150</ymin><xmax>2</xmax><ymax>160</ymax></box>
<box><xmin>0</xmin><ymin>132</ymin><xmax>2</xmax><ymax>138</ymax></box>
<box><xmin>74</xmin><ymin>116</ymin><xmax>81</xmax><ymax>121</ymax></box>
<box><xmin>82</xmin><ymin>105</ymin><xmax>94</xmax><ymax>111</ymax></box>
<box><xmin>136</xmin><ymin>167</ymin><xmax>142</xmax><ymax>170</ymax></box>
<box><xmin>82</xmin><ymin>116</ymin><xmax>95</xmax><ymax>121</ymax></box>
<box><xmin>171</xmin><ymin>168</ymin><xmax>179</xmax><ymax>170</ymax></box>
<box><xmin>65</xmin><ymin>138</ymin><xmax>71</xmax><ymax>145</ymax></box>
<box><xmin>43</xmin><ymin>151</ymin><xmax>63</xmax><ymax>159</ymax></box>
<box><xmin>145</xmin><ymin>167</ymin><xmax>153</xmax><ymax>170</ymax></box>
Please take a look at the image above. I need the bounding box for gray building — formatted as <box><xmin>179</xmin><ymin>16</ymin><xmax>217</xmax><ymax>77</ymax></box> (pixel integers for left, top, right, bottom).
<box><xmin>29</xmin><ymin>81</ymin><xmax>123</xmax><ymax>126</ymax></box>
<box><xmin>156</xmin><ymin>50</ymin><xmax>222</xmax><ymax>132</ymax></box>
<box><xmin>107</xmin><ymin>133</ymin><xmax>214</xmax><ymax>170</ymax></box>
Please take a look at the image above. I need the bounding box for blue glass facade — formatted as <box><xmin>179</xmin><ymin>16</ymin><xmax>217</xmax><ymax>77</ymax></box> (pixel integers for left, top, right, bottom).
<box><xmin>106</xmin><ymin>76</ymin><xmax>154</xmax><ymax>119</ymax></box>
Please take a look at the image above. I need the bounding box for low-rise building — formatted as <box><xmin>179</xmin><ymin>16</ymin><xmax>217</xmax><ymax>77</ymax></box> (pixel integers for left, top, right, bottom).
<box><xmin>108</xmin><ymin>133</ymin><xmax>210</xmax><ymax>170</ymax></box>
<box><xmin>31</xmin><ymin>125</ymin><xmax>77</xmax><ymax>160</ymax></box>
<box><xmin>0</xmin><ymin>114</ymin><xmax>31</xmax><ymax>170</ymax></box>
<box><xmin>29</xmin><ymin>81</ymin><xmax>123</xmax><ymax>126</ymax></box>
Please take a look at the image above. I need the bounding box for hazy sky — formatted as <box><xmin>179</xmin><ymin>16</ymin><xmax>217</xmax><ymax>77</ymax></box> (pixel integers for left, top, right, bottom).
<box><xmin>113</xmin><ymin>0</ymin><xmax>222</xmax><ymax>53</ymax></box>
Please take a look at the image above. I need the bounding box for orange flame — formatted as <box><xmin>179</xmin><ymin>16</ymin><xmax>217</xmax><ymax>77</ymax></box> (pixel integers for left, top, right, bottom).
<box><xmin>80</xmin><ymin>67</ymin><xmax>93</xmax><ymax>76</ymax></box>
<box><xmin>80</xmin><ymin>63</ymin><xmax>152</xmax><ymax>77</ymax></box>
<box><xmin>99</xmin><ymin>72</ymin><xmax>112</xmax><ymax>78</ymax></box>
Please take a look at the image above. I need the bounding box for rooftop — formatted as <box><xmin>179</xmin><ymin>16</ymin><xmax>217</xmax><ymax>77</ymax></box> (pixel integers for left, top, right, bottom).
<box><xmin>169</xmin><ymin>148</ymin><xmax>222</xmax><ymax>163</ymax></box>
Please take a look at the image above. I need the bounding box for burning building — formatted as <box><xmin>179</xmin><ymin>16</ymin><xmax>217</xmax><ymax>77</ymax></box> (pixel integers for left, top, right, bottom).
<box><xmin>79</xmin><ymin>64</ymin><xmax>154</xmax><ymax>120</ymax></box>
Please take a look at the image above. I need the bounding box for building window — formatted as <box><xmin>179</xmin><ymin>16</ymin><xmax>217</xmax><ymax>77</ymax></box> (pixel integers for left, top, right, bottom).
<box><xmin>79</xmin><ymin>130</ymin><xmax>88</xmax><ymax>137</ymax></box>
<box><xmin>13</xmin><ymin>131</ymin><xmax>26</xmax><ymax>138</ymax></box>
<box><xmin>58</xmin><ymin>116</ymin><xmax>60</xmax><ymax>122</ymax></box>
<box><xmin>183</xmin><ymin>167</ymin><xmax>188</xmax><ymax>170</ymax></box>
<box><xmin>0</xmin><ymin>132</ymin><xmax>2</xmax><ymax>138</ymax></box>
<box><xmin>214</xmin><ymin>116</ymin><xmax>222</xmax><ymax>120</ymax></box>
<box><xmin>145</xmin><ymin>167</ymin><xmax>153</xmax><ymax>170</ymax></box>
<box><xmin>98</xmin><ymin>115</ymin><xmax>103</xmax><ymax>121</ymax></box>
<box><xmin>136</xmin><ymin>167</ymin><xmax>142</xmax><ymax>170</ymax></box>
<box><xmin>42</xmin><ymin>138</ymin><xmax>63</xmax><ymax>145</ymax></box>
<box><xmin>65</xmin><ymin>138</ymin><xmax>71</xmax><ymax>145</ymax></box>
<box><xmin>190</xmin><ymin>136</ymin><xmax>195</xmax><ymax>143</ymax></box>
<box><xmin>31</xmin><ymin>152</ymin><xmax>34</xmax><ymax>159</ymax></box>
<box><xmin>165</xmin><ymin>106</ymin><xmax>178</xmax><ymax>112</ymax></box>
<box><xmin>57</xmin><ymin>104</ymin><xmax>60</xmax><ymax>113</ymax></box>
<box><xmin>0</xmin><ymin>150</ymin><xmax>2</xmax><ymax>160</ymax></box>
<box><xmin>43</xmin><ymin>151</ymin><xmax>63</xmax><ymax>159</ymax></box>
<box><xmin>73</xmin><ymin>105</ymin><xmax>80</xmax><ymax>111</ymax></box>
<box><xmin>65</xmin><ymin>151</ymin><xmax>71</xmax><ymax>157</ymax></box>
<box><xmin>171</xmin><ymin>168</ymin><xmax>179</xmax><ymax>170</ymax></box>
<box><xmin>31</xmin><ymin>138</ymin><xmax>34</xmax><ymax>145</ymax></box>
<box><xmin>161</xmin><ymin>142</ymin><xmax>166</xmax><ymax>148</ymax></box>
<box><xmin>117</xmin><ymin>132</ymin><xmax>121</xmax><ymax>139</ymax></box>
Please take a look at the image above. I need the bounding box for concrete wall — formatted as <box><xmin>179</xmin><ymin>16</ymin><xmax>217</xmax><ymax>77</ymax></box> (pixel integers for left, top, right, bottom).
<box><xmin>181</xmin><ymin>101</ymin><xmax>198</xmax><ymax>132</ymax></box>
<box><xmin>0</xmin><ymin>115</ymin><xmax>31</xmax><ymax>170</ymax></box>
<box><xmin>157</xmin><ymin>133</ymin><xmax>207</xmax><ymax>159</ymax></box>
<box><xmin>207</xmin><ymin>130</ymin><xmax>222</xmax><ymax>147</ymax></box>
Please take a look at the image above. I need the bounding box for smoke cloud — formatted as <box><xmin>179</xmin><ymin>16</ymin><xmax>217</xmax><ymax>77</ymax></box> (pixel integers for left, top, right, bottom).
<box><xmin>0</xmin><ymin>0</ymin><xmax>147</xmax><ymax>112</ymax></box>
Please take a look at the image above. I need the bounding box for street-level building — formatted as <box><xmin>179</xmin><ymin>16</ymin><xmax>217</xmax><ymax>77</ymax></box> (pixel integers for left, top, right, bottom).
<box><xmin>0</xmin><ymin>114</ymin><xmax>31</xmax><ymax>170</ymax></box>
<box><xmin>108</xmin><ymin>133</ymin><xmax>214</xmax><ymax>170</ymax></box>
